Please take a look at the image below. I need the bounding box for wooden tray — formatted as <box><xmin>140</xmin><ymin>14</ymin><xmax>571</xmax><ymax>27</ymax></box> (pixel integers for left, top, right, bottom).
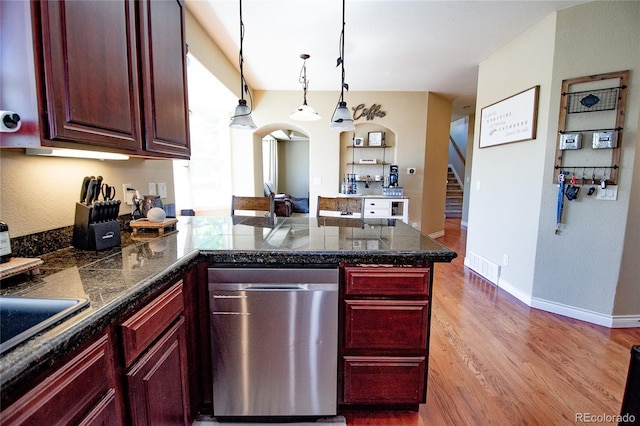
<box><xmin>0</xmin><ymin>257</ymin><xmax>44</xmax><ymax>280</ymax></box>
<box><xmin>130</xmin><ymin>218</ymin><xmax>178</xmax><ymax>236</ymax></box>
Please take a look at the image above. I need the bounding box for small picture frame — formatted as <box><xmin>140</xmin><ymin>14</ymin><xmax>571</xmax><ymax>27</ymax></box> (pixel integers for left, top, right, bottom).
<box><xmin>368</xmin><ymin>131</ymin><xmax>384</xmax><ymax>147</ymax></box>
<box><xmin>353</xmin><ymin>137</ymin><xmax>364</xmax><ymax>147</ymax></box>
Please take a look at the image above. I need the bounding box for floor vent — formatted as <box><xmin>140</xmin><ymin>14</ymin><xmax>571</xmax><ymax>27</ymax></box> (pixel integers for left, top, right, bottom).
<box><xmin>464</xmin><ymin>251</ymin><xmax>500</xmax><ymax>284</ymax></box>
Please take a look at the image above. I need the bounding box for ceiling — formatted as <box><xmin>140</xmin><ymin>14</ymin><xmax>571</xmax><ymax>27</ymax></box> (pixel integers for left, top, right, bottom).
<box><xmin>185</xmin><ymin>0</ymin><xmax>588</xmax><ymax>120</ymax></box>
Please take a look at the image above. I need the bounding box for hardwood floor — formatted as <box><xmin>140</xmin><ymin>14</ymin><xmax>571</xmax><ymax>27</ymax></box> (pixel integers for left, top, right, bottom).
<box><xmin>343</xmin><ymin>218</ymin><xmax>640</xmax><ymax>425</ymax></box>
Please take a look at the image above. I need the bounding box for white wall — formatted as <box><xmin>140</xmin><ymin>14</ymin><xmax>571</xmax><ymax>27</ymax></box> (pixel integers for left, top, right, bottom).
<box><xmin>277</xmin><ymin>140</ymin><xmax>309</xmax><ymax>198</ymax></box>
<box><xmin>0</xmin><ymin>150</ymin><xmax>174</xmax><ymax>236</ymax></box>
<box><xmin>467</xmin><ymin>1</ymin><xmax>640</xmax><ymax>326</ymax></box>
<box><xmin>533</xmin><ymin>1</ymin><xmax>640</xmax><ymax>321</ymax></box>
<box><xmin>467</xmin><ymin>12</ymin><xmax>557</xmax><ymax>299</ymax></box>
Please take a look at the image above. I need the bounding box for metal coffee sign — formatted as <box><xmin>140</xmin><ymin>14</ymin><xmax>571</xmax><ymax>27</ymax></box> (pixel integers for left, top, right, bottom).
<box><xmin>352</xmin><ymin>103</ymin><xmax>386</xmax><ymax>121</ymax></box>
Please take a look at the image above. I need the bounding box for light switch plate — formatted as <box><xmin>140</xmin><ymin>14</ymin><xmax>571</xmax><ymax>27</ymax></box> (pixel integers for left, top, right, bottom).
<box><xmin>157</xmin><ymin>182</ymin><xmax>167</xmax><ymax>199</ymax></box>
<box><xmin>596</xmin><ymin>185</ymin><xmax>618</xmax><ymax>200</ymax></box>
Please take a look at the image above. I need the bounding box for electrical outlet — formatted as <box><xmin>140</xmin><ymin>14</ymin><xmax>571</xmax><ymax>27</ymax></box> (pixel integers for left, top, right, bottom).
<box><xmin>157</xmin><ymin>182</ymin><xmax>167</xmax><ymax>199</ymax></box>
<box><xmin>123</xmin><ymin>184</ymin><xmax>135</xmax><ymax>205</ymax></box>
<box><xmin>148</xmin><ymin>183</ymin><xmax>157</xmax><ymax>196</ymax></box>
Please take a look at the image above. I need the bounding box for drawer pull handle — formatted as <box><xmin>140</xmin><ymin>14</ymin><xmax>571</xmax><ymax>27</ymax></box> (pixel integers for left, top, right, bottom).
<box><xmin>213</xmin><ymin>295</ymin><xmax>248</xmax><ymax>299</ymax></box>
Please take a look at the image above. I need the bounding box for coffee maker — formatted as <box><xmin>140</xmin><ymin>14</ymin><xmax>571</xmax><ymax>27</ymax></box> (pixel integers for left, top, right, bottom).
<box><xmin>389</xmin><ymin>165</ymin><xmax>399</xmax><ymax>187</ymax></box>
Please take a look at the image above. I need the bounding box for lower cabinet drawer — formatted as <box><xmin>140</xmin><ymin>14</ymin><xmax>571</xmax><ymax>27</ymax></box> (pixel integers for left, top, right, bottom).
<box><xmin>364</xmin><ymin>198</ymin><xmax>391</xmax><ymax>217</ymax></box>
<box><xmin>121</xmin><ymin>281</ymin><xmax>184</xmax><ymax>366</ymax></box>
<box><xmin>344</xmin><ymin>267</ymin><xmax>430</xmax><ymax>296</ymax></box>
<box><xmin>344</xmin><ymin>300</ymin><xmax>428</xmax><ymax>350</ymax></box>
<box><xmin>343</xmin><ymin>356</ymin><xmax>426</xmax><ymax>404</ymax></box>
<box><xmin>364</xmin><ymin>199</ymin><xmax>392</xmax><ymax>210</ymax></box>
<box><xmin>364</xmin><ymin>207</ymin><xmax>390</xmax><ymax>218</ymax></box>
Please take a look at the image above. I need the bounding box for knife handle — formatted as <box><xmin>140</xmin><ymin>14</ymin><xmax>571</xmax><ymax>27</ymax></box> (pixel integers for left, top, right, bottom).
<box><xmin>86</xmin><ymin>179</ymin><xmax>97</xmax><ymax>205</ymax></box>
<box><xmin>80</xmin><ymin>176</ymin><xmax>91</xmax><ymax>203</ymax></box>
<box><xmin>89</xmin><ymin>203</ymin><xmax>98</xmax><ymax>223</ymax></box>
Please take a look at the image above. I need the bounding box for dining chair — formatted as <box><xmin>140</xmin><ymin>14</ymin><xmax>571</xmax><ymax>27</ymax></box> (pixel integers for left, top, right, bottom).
<box><xmin>231</xmin><ymin>195</ymin><xmax>275</xmax><ymax>225</ymax></box>
<box><xmin>316</xmin><ymin>196</ymin><xmax>364</xmax><ymax>228</ymax></box>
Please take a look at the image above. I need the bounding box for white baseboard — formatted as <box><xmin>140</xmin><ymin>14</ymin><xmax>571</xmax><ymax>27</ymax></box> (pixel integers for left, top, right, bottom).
<box><xmin>497</xmin><ymin>277</ymin><xmax>532</xmax><ymax>305</ymax></box>
<box><xmin>497</xmin><ymin>278</ymin><xmax>640</xmax><ymax>328</ymax></box>
<box><xmin>429</xmin><ymin>230</ymin><xmax>445</xmax><ymax>239</ymax></box>
<box><xmin>610</xmin><ymin>315</ymin><xmax>640</xmax><ymax>328</ymax></box>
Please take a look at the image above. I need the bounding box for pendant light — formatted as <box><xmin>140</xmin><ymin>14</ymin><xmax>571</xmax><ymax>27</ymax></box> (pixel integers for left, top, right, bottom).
<box><xmin>330</xmin><ymin>0</ymin><xmax>355</xmax><ymax>132</ymax></box>
<box><xmin>290</xmin><ymin>54</ymin><xmax>321</xmax><ymax>121</ymax></box>
<box><xmin>229</xmin><ymin>0</ymin><xmax>256</xmax><ymax>130</ymax></box>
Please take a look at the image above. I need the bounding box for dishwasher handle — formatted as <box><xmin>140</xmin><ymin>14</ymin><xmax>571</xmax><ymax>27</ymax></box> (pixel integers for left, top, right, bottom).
<box><xmin>210</xmin><ymin>283</ymin><xmax>337</xmax><ymax>292</ymax></box>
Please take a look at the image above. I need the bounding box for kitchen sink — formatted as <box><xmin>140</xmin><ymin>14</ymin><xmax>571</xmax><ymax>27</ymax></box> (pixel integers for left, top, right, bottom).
<box><xmin>0</xmin><ymin>296</ymin><xmax>90</xmax><ymax>354</ymax></box>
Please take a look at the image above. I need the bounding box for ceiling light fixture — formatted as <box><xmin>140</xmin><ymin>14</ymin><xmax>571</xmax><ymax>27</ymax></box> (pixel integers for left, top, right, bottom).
<box><xmin>330</xmin><ymin>0</ymin><xmax>355</xmax><ymax>132</ymax></box>
<box><xmin>289</xmin><ymin>54</ymin><xmax>321</xmax><ymax>121</ymax></box>
<box><xmin>229</xmin><ymin>0</ymin><xmax>256</xmax><ymax>130</ymax></box>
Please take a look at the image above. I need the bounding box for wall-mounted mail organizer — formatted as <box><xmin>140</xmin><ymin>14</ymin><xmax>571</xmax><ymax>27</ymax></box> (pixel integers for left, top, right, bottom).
<box><xmin>553</xmin><ymin>70</ymin><xmax>629</xmax><ymax>186</ymax></box>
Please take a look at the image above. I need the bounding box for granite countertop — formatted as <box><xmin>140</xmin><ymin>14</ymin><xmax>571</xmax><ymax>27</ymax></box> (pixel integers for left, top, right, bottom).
<box><xmin>0</xmin><ymin>215</ymin><xmax>456</xmax><ymax>396</ymax></box>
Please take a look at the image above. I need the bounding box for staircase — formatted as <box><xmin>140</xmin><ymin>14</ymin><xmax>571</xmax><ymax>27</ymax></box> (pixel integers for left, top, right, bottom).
<box><xmin>445</xmin><ymin>166</ymin><xmax>463</xmax><ymax>218</ymax></box>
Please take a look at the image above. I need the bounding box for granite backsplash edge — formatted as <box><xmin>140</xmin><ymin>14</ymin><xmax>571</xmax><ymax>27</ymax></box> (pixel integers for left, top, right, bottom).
<box><xmin>9</xmin><ymin>214</ymin><xmax>134</xmax><ymax>258</ymax></box>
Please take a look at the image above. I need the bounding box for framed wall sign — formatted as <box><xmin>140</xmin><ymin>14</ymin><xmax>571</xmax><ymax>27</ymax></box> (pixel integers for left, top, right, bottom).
<box><xmin>354</xmin><ymin>137</ymin><xmax>365</xmax><ymax>147</ymax></box>
<box><xmin>479</xmin><ymin>86</ymin><xmax>539</xmax><ymax>148</ymax></box>
<box><xmin>368</xmin><ymin>131</ymin><xmax>384</xmax><ymax>147</ymax></box>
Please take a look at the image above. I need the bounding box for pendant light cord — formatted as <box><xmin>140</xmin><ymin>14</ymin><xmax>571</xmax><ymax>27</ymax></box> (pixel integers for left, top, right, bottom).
<box><xmin>237</xmin><ymin>0</ymin><xmax>253</xmax><ymax>113</ymax></box>
<box><xmin>331</xmin><ymin>0</ymin><xmax>349</xmax><ymax>119</ymax></box>
<box><xmin>339</xmin><ymin>0</ymin><xmax>346</xmax><ymax>102</ymax></box>
<box><xmin>299</xmin><ymin>57</ymin><xmax>309</xmax><ymax>105</ymax></box>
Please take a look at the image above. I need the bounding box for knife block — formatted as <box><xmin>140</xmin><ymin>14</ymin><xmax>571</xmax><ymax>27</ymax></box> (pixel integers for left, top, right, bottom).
<box><xmin>72</xmin><ymin>203</ymin><xmax>121</xmax><ymax>250</ymax></box>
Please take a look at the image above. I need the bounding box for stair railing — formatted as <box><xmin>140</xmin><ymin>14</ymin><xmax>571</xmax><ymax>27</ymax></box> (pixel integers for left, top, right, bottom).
<box><xmin>449</xmin><ymin>135</ymin><xmax>465</xmax><ymax>166</ymax></box>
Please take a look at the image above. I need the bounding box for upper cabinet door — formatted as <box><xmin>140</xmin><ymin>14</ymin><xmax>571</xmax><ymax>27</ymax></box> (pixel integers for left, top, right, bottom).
<box><xmin>138</xmin><ymin>0</ymin><xmax>190</xmax><ymax>158</ymax></box>
<box><xmin>39</xmin><ymin>0</ymin><xmax>143</xmax><ymax>151</ymax></box>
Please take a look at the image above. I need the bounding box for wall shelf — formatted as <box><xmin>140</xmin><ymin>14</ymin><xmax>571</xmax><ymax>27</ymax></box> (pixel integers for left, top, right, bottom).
<box><xmin>340</xmin><ymin>126</ymin><xmax>397</xmax><ymax>195</ymax></box>
<box><xmin>553</xmin><ymin>70</ymin><xmax>629</xmax><ymax>186</ymax></box>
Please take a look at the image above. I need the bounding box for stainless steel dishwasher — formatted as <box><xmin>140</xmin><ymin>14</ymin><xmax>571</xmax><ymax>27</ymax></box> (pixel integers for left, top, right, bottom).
<box><xmin>208</xmin><ymin>267</ymin><xmax>339</xmax><ymax>418</ymax></box>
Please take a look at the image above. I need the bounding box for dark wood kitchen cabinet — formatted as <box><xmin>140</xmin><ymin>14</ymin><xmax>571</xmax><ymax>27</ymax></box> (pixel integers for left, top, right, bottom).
<box><xmin>0</xmin><ymin>264</ymin><xmax>205</xmax><ymax>425</ymax></box>
<box><xmin>0</xmin><ymin>333</ymin><xmax>122</xmax><ymax>425</ymax></box>
<box><xmin>126</xmin><ymin>317</ymin><xmax>189</xmax><ymax>425</ymax></box>
<box><xmin>340</xmin><ymin>265</ymin><xmax>432</xmax><ymax>409</ymax></box>
<box><xmin>138</xmin><ymin>0</ymin><xmax>190</xmax><ymax>158</ymax></box>
<box><xmin>0</xmin><ymin>0</ymin><xmax>189</xmax><ymax>158</ymax></box>
<box><xmin>39</xmin><ymin>0</ymin><xmax>143</xmax><ymax>152</ymax></box>
<box><xmin>120</xmin><ymin>280</ymin><xmax>190</xmax><ymax>425</ymax></box>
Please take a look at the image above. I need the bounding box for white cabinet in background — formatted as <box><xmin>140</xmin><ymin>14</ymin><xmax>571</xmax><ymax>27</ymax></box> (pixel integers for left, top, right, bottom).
<box><xmin>363</xmin><ymin>197</ymin><xmax>409</xmax><ymax>224</ymax></box>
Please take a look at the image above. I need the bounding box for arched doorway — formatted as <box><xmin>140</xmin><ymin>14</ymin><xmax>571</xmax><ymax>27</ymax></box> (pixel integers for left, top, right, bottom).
<box><xmin>262</xmin><ymin>128</ymin><xmax>310</xmax><ymax>214</ymax></box>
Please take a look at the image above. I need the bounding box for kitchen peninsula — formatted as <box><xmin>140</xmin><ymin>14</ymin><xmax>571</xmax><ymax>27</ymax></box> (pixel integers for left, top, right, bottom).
<box><xmin>0</xmin><ymin>216</ymin><xmax>456</xmax><ymax>424</ymax></box>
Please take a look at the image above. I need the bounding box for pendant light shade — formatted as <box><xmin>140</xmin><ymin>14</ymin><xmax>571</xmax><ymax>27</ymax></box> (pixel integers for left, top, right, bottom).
<box><xmin>290</xmin><ymin>54</ymin><xmax>321</xmax><ymax>121</ymax></box>
<box><xmin>290</xmin><ymin>104</ymin><xmax>321</xmax><ymax>121</ymax></box>
<box><xmin>330</xmin><ymin>101</ymin><xmax>354</xmax><ymax>131</ymax></box>
<box><xmin>330</xmin><ymin>0</ymin><xmax>355</xmax><ymax>132</ymax></box>
<box><xmin>230</xmin><ymin>99</ymin><xmax>257</xmax><ymax>129</ymax></box>
<box><xmin>229</xmin><ymin>0</ymin><xmax>256</xmax><ymax>130</ymax></box>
